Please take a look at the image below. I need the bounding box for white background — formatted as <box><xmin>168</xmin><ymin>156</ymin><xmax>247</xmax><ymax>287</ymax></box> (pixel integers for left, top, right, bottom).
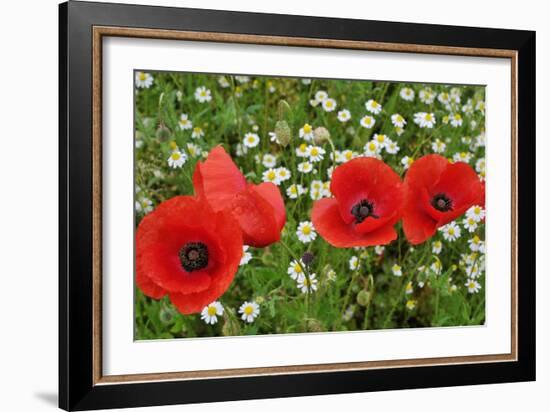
<box><xmin>103</xmin><ymin>37</ymin><xmax>511</xmax><ymax>375</ymax></box>
<box><xmin>0</xmin><ymin>0</ymin><xmax>546</xmax><ymax>411</ymax></box>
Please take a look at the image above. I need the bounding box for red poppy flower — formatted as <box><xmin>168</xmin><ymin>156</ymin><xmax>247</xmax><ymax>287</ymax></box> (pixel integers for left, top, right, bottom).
<box><xmin>193</xmin><ymin>145</ymin><xmax>286</xmax><ymax>247</ymax></box>
<box><xmin>136</xmin><ymin>196</ymin><xmax>243</xmax><ymax>314</ymax></box>
<box><xmin>311</xmin><ymin>157</ymin><xmax>404</xmax><ymax>247</ymax></box>
<box><xmin>402</xmin><ymin>154</ymin><xmax>484</xmax><ymax>245</ymax></box>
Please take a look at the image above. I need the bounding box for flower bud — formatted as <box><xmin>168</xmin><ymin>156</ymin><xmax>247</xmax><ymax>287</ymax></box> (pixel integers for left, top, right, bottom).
<box><xmin>156</xmin><ymin>124</ymin><xmax>171</xmax><ymax>142</ymax></box>
<box><xmin>301</xmin><ymin>252</ymin><xmax>314</xmax><ymax>266</ymax></box>
<box><xmin>356</xmin><ymin>289</ymin><xmax>371</xmax><ymax>307</ymax></box>
<box><xmin>313</xmin><ymin>126</ymin><xmax>330</xmax><ymax>145</ymax></box>
<box><xmin>274</xmin><ymin>120</ymin><xmax>291</xmax><ymax>147</ymax></box>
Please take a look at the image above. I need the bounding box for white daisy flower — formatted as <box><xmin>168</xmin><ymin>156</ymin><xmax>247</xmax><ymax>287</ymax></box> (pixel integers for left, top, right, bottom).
<box><xmin>373</xmin><ymin>133</ymin><xmax>390</xmax><ymax>148</ymax></box>
<box><xmin>301</xmin><ymin>78</ymin><xmax>312</xmax><ymax>85</ymax></box>
<box><xmin>239</xmin><ymin>301</ymin><xmax>260</xmax><ymax>323</ymax></box>
<box><xmin>276</xmin><ymin>167</ymin><xmax>291</xmax><ymax>182</ymax></box>
<box><xmin>299</xmin><ymin>123</ymin><xmax>315</xmax><ymax>141</ymax></box>
<box><xmin>401</xmin><ymin>156</ymin><xmax>414</xmax><ymax>170</ymax></box>
<box><xmin>414</xmin><ymin>112</ymin><xmax>436</xmax><ymax>128</ymax></box>
<box><xmin>218</xmin><ymin>76</ymin><xmax>230</xmax><ymax>88</ymax></box>
<box><xmin>364</xmin><ymin>140</ymin><xmax>381</xmax><ymax>157</ymax></box>
<box><xmin>194</xmin><ymin>86</ymin><xmax>212</xmax><ymax>103</ymax></box>
<box><xmin>297</xmin><ymin>161</ymin><xmax>314</xmax><ymax>174</ymax></box>
<box><xmin>430</xmin><ymin>260</ymin><xmax>443</xmax><ymax>275</ymax></box>
<box><xmin>235</xmin><ymin>75</ymin><xmax>250</xmax><ymax>84</ymax></box>
<box><xmin>452</xmin><ymin>152</ymin><xmax>473</xmax><ymax>163</ymax></box>
<box><xmin>322</xmin><ymin>98</ymin><xmax>337</xmax><ymax>112</ymax></box>
<box><xmin>400</xmin><ymin>87</ymin><xmax>415</xmax><ymax>101</ymax></box>
<box><xmin>431</xmin><ymin>138</ymin><xmax>447</xmax><ymax>153</ymax></box>
<box><xmin>135</xmin><ymin>197</ymin><xmax>153</xmax><ymax>214</ymax></box>
<box><xmin>287</xmin><ymin>259</ymin><xmax>305</xmax><ymax>280</ymax></box>
<box><xmin>438</xmin><ymin>91</ymin><xmax>451</xmax><ymax>105</ymax></box>
<box><xmin>243</xmin><ymin>132</ymin><xmax>260</xmax><ymax>148</ymax></box>
<box><xmin>405</xmin><ymin>281</ymin><xmax>414</xmax><ymax>295</ymax></box>
<box><xmin>465</xmin><ymin>279</ymin><xmax>482</xmax><ymax>294</ymax></box>
<box><xmin>296</xmin><ymin>143</ymin><xmax>310</xmax><ymax>157</ymax></box>
<box><xmin>167</xmin><ymin>150</ymin><xmax>187</xmax><ymax>168</ymax></box>
<box><xmin>463</xmin><ymin>217</ymin><xmax>478</xmax><ymax>233</ymax></box>
<box><xmin>468</xmin><ymin>235</ymin><xmax>484</xmax><ymax>252</ymax></box>
<box><xmin>337</xmin><ymin>109</ymin><xmax>351</xmax><ymax>122</ymax></box>
<box><xmin>286</xmin><ymin>183</ymin><xmax>306</xmax><ymax>199</ymax></box>
<box><xmin>375</xmin><ymin>246</ymin><xmax>385</xmax><ymax>255</ymax></box>
<box><xmin>240</xmin><ymin>246</ymin><xmax>252</xmax><ymax>266</ymax></box>
<box><xmin>308</xmin><ymin>146</ymin><xmax>326</xmax><ymax>163</ymax></box>
<box><xmin>186</xmin><ymin>143</ymin><xmax>201</xmax><ymax>157</ymax></box>
<box><xmin>296</xmin><ymin>221</ymin><xmax>317</xmax><ymax>243</ymax></box>
<box><xmin>392</xmin><ymin>264</ymin><xmax>403</xmax><ymax>277</ymax></box>
<box><xmin>360</xmin><ymin>115</ymin><xmax>376</xmax><ymax>129</ymax></box>
<box><xmin>314</xmin><ymin>90</ymin><xmax>328</xmax><ymax>103</ymax></box>
<box><xmin>432</xmin><ymin>240</ymin><xmax>442</xmax><ymax>254</ymax></box>
<box><xmin>406</xmin><ymin>299</ymin><xmax>417</xmax><ymax>310</ymax></box>
<box><xmin>322</xmin><ymin>181</ymin><xmax>331</xmax><ymax>197</ymax></box>
<box><xmin>385</xmin><ymin>140</ymin><xmax>400</xmax><ymax>155</ymax></box>
<box><xmin>419</xmin><ymin>88</ymin><xmax>435</xmax><ymax>104</ymax></box>
<box><xmin>475</xmin><ymin>158</ymin><xmax>486</xmax><ymax>176</ymax></box>
<box><xmin>262</xmin><ymin>154</ymin><xmax>277</xmax><ymax>168</ymax></box>
<box><xmin>440</xmin><ymin>222</ymin><xmax>461</xmax><ymax>241</ymax></box>
<box><xmin>466</xmin><ymin>205</ymin><xmax>485</xmax><ymax>223</ymax></box>
<box><xmin>178</xmin><ymin>113</ymin><xmax>193</xmax><ymax>130</ymax></box>
<box><xmin>365</xmin><ymin>99</ymin><xmax>382</xmax><ymax>114</ymax></box>
<box><xmin>310</xmin><ymin>180</ymin><xmax>324</xmax><ymax>201</ymax></box>
<box><xmin>340</xmin><ymin>149</ymin><xmax>355</xmax><ymax>163</ymax></box>
<box><xmin>297</xmin><ymin>273</ymin><xmax>318</xmax><ymax>294</ymax></box>
<box><xmin>200</xmin><ymin>301</ymin><xmax>224</xmax><ymax>325</ymax></box>
<box><xmin>391</xmin><ymin>113</ymin><xmax>407</xmax><ymax>128</ymax></box>
<box><xmin>191</xmin><ymin>126</ymin><xmax>204</xmax><ymax>139</ymax></box>
<box><xmin>135</xmin><ymin>71</ymin><xmax>154</xmax><ymax>88</ymax></box>
<box><xmin>450</xmin><ymin>113</ymin><xmax>463</xmax><ymax>127</ymax></box>
<box><xmin>349</xmin><ymin>256</ymin><xmax>360</xmax><ymax>271</ymax></box>
<box><xmin>262</xmin><ymin>168</ymin><xmax>281</xmax><ymax>185</ymax></box>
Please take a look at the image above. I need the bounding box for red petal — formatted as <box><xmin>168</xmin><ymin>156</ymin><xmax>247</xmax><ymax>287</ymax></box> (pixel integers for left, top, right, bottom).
<box><xmin>402</xmin><ymin>155</ymin><xmax>484</xmax><ymax>244</ymax></box>
<box><xmin>252</xmin><ymin>182</ymin><xmax>286</xmax><ymax>231</ymax></box>
<box><xmin>229</xmin><ymin>185</ymin><xmax>282</xmax><ymax>247</ymax></box>
<box><xmin>135</xmin><ymin>196</ymin><xmax>243</xmax><ymax>313</ymax></box>
<box><xmin>192</xmin><ymin>145</ymin><xmax>246</xmax><ymax>208</ymax></box>
<box><xmin>312</xmin><ymin>198</ymin><xmax>397</xmax><ymax>247</ymax></box>
<box><xmin>330</xmin><ymin>157</ymin><xmax>403</xmax><ymax>225</ymax></box>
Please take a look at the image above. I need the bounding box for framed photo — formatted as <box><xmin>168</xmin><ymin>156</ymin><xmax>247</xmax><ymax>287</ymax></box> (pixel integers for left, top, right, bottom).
<box><xmin>59</xmin><ymin>1</ymin><xmax>535</xmax><ymax>410</ymax></box>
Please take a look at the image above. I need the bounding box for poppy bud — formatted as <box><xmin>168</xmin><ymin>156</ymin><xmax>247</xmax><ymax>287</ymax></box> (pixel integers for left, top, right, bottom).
<box><xmin>301</xmin><ymin>251</ymin><xmax>315</xmax><ymax>266</ymax></box>
<box><xmin>156</xmin><ymin>123</ymin><xmax>171</xmax><ymax>142</ymax></box>
<box><xmin>274</xmin><ymin>120</ymin><xmax>291</xmax><ymax>147</ymax></box>
<box><xmin>356</xmin><ymin>289</ymin><xmax>371</xmax><ymax>307</ymax></box>
<box><xmin>313</xmin><ymin>126</ymin><xmax>330</xmax><ymax>145</ymax></box>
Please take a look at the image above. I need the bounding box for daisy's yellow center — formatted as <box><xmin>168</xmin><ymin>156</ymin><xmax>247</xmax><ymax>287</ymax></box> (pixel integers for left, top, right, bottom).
<box><xmin>368</xmin><ymin>142</ymin><xmax>376</xmax><ymax>151</ymax></box>
<box><xmin>302</xmin><ymin>226</ymin><xmax>312</xmax><ymax>235</ymax></box>
<box><xmin>294</xmin><ymin>263</ymin><xmax>302</xmax><ymax>273</ymax></box>
<box><xmin>290</xmin><ymin>186</ymin><xmax>297</xmax><ymax>194</ymax></box>
<box><xmin>425</xmin><ymin>114</ymin><xmax>433</xmax><ymax>121</ymax></box>
<box><xmin>303</xmin><ymin>124</ymin><xmax>312</xmax><ymax>134</ymax></box>
<box><xmin>244</xmin><ymin>306</ymin><xmax>253</xmax><ymax>315</ymax></box>
<box><xmin>141</xmin><ymin>200</ymin><xmax>149</xmax><ymax>208</ymax></box>
<box><xmin>376</xmin><ymin>135</ymin><xmax>385</xmax><ymax>143</ymax></box>
<box><xmin>364</xmin><ymin>117</ymin><xmax>372</xmax><ymax>125</ymax></box>
<box><xmin>299</xmin><ymin>143</ymin><xmax>307</xmax><ymax>153</ymax></box>
<box><xmin>472</xmin><ymin>236</ymin><xmax>480</xmax><ymax>244</ymax></box>
<box><xmin>344</xmin><ymin>151</ymin><xmax>353</xmax><ymax>160</ymax></box>
<box><xmin>267</xmin><ymin>170</ymin><xmax>276</xmax><ymax>180</ymax></box>
<box><xmin>407</xmin><ymin>158</ymin><xmax>414</xmax><ymax>166</ymax></box>
<box><xmin>138</xmin><ymin>72</ymin><xmax>147</xmax><ymax>81</ymax></box>
<box><xmin>207</xmin><ymin>306</ymin><xmax>217</xmax><ymax>316</ymax></box>
<box><xmin>326</xmin><ymin>100</ymin><xmax>333</xmax><ymax>107</ymax></box>
<box><xmin>247</xmin><ymin>136</ymin><xmax>256</xmax><ymax>143</ymax></box>
<box><xmin>372</xmin><ymin>101</ymin><xmax>379</xmax><ymax>108</ymax></box>
<box><xmin>171</xmin><ymin>152</ymin><xmax>181</xmax><ymax>161</ymax></box>
<box><xmin>474</xmin><ymin>207</ymin><xmax>481</xmax><ymax>215</ymax></box>
<box><xmin>279</xmin><ymin>170</ymin><xmax>287</xmax><ymax>177</ymax></box>
<box><xmin>454</xmin><ymin>114</ymin><xmax>462</xmax><ymax>120</ymax></box>
<box><xmin>200</xmin><ymin>91</ymin><xmax>207</xmax><ymax>96</ymax></box>
<box><xmin>193</xmin><ymin>127</ymin><xmax>202</xmax><ymax>134</ymax></box>
<box><xmin>448</xmin><ymin>228</ymin><xmax>455</xmax><ymax>235</ymax></box>
<box><xmin>169</xmin><ymin>141</ymin><xmax>178</xmax><ymax>150</ymax></box>
<box><xmin>310</xmin><ymin>148</ymin><xmax>319</xmax><ymax>156</ymax></box>
<box><xmin>180</xmin><ymin>119</ymin><xmax>188</xmax><ymax>125</ymax></box>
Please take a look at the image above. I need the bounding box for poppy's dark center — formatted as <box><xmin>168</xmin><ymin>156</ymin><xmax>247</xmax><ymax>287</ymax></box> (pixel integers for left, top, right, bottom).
<box><xmin>431</xmin><ymin>193</ymin><xmax>453</xmax><ymax>212</ymax></box>
<box><xmin>351</xmin><ymin>199</ymin><xmax>378</xmax><ymax>223</ymax></box>
<box><xmin>179</xmin><ymin>242</ymin><xmax>209</xmax><ymax>272</ymax></box>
